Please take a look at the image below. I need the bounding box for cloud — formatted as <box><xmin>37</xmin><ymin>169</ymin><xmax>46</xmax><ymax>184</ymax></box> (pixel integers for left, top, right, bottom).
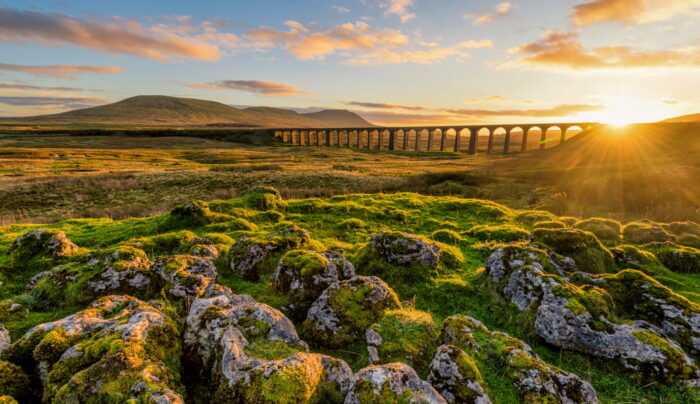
<box><xmin>185</xmin><ymin>80</ymin><xmax>310</xmax><ymax>97</ymax></box>
<box><xmin>456</xmin><ymin>40</ymin><xmax>493</xmax><ymax>49</ymax></box>
<box><xmin>0</xmin><ymin>7</ymin><xmax>225</xmax><ymax>61</ymax></box>
<box><xmin>0</xmin><ymin>96</ymin><xmax>108</xmax><ymax>109</ymax></box>
<box><xmin>465</xmin><ymin>2</ymin><xmax>511</xmax><ymax>25</ymax></box>
<box><xmin>572</xmin><ymin>0</ymin><xmax>700</xmax><ymax>26</ymax></box>
<box><xmin>503</xmin><ymin>30</ymin><xmax>700</xmax><ymax>71</ymax></box>
<box><xmin>343</xmin><ymin>101</ymin><xmax>428</xmax><ymax>110</ymax></box>
<box><xmin>332</xmin><ymin>5</ymin><xmax>351</xmax><ymax>13</ymax></box>
<box><xmin>440</xmin><ymin>104</ymin><xmax>604</xmax><ymax>117</ymax></box>
<box><xmin>344</xmin><ymin>46</ymin><xmax>469</xmax><ymax>65</ymax></box>
<box><xmin>0</xmin><ymin>83</ymin><xmax>103</xmax><ymax>92</ymax></box>
<box><xmin>466</xmin><ymin>95</ymin><xmax>534</xmax><ymax>104</ymax></box>
<box><xmin>246</xmin><ymin>20</ymin><xmax>408</xmax><ymax>60</ymax></box>
<box><xmin>379</xmin><ymin>0</ymin><xmax>415</xmax><ymax>23</ymax></box>
<box><xmin>661</xmin><ymin>97</ymin><xmax>681</xmax><ymax>104</ymax></box>
<box><xmin>354</xmin><ymin>111</ymin><xmax>461</xmax><ymax>125</ymax></box>
<box><xmin>0</xmin><ymin>63</ymin><xmax>123</xmax><ymax>79</ymax></box>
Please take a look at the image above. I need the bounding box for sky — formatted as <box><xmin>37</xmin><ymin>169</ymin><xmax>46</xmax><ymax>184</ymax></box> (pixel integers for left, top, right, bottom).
<box><xmin>1</xmin><ymin>0</ymin><xmax>700</xmax><ymax>125</ymax></box>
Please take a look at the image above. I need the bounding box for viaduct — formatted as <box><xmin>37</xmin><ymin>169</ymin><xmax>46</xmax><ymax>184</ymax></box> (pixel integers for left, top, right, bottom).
<box><xmin>272</xmin><ymin>122</ymin><xmax>600</xmax><ymax>154</ymax></box>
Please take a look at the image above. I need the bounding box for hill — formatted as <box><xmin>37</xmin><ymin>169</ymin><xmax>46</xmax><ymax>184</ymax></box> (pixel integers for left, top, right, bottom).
<box><xmin>664</xmin><ymin>113</ymin><xmax>700</xmax><ymax>123</ymax></box>
<box><xmin>0</xmin><ymin>95</ymin><xmax>374</xmax><ymax>128</ymax></box>
<box><xmin>303</xmin><ymin>109</ymin><xmax>374</xmax><ymax>127</ymax></box>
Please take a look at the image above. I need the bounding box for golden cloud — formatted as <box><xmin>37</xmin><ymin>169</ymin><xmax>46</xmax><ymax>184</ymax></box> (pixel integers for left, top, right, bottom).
<box><xmin>440</xmin><ymin>104</ymin><xmax>604</xmax><ymax>117</ymax></box>
<box><xmin>0</xmin><ymin>63</ymin><xmax>123</xmax><ymax>79</ymax></box>
<box><xmin>503</xmin><ymin>30</ymin><xmax>700</xmax><ymax>71</ymax></box>
<box><xmin>0</xmin><ymin>7</ymin><xmax>223</xmax><ymax>61</ymax></box>
<box><xmin>380</xmin><ymin>0</ymin><xmax>416</xmax><ymax>23</ymax></box>
<box><xmin>572</xmin><ymin>0</ymin><xmax>700</xmax><ymax>26</ymax></box>
<box><xmin>186</xmin><ymin>80</ymin><xmax>310</xmax><ymax>97</ymax></box>
<box><xmin>343</xmin><ymin>101</ymin><xmax>428</xmax><ymax>111</ymax></box>
<box><xmin>466</xmin><ymin>2</ymin><xmax>512</xmax><ymax>25</ymax></box>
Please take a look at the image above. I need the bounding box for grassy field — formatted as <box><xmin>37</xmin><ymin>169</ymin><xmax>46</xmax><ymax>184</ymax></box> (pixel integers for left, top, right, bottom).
<box><xmin>1</xmin><ymin>122</ymin><xmax>698</xmax><ymax>225</ymax></box>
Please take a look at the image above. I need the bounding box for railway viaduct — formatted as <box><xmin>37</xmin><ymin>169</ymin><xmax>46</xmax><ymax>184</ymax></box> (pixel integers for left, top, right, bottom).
<box><xmin>272</xmin><ymin>122</ymin><xmax>600</xmax><ymax>153</ymax></box>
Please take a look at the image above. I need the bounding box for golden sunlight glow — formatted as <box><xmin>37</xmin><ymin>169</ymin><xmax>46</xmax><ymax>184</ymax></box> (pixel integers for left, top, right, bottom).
<box><xmin>578</xmin><ymin>95</ymin><xmax>675</xmax><ymax>125</ymax></box>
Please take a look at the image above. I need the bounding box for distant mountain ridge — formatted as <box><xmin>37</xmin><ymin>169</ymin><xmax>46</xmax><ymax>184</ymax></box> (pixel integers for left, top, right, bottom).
<box><xmin>0</xmin><ymin>95</ymin><xmax>375</xmax><ymax>128</ymax></box>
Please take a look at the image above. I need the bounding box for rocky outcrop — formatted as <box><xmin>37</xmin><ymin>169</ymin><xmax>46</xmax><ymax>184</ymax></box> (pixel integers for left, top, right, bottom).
<box><xmin>365</xmin><ymin>232</ymin><xmax>443</xmax><ymax>267</ymax></box>
<box><xmin>529</xmin><ymin>228</ymin><xmax>615</xmax><ymax>273</ymax></box>
<box><xmin>229</xmin><ymin>224</ymin><xmax>311</xmax><ymax>281</ymax></box>
<box><xmin>442</xmin><ymin>315</ymin><xmax>598</xmax><ymax>403</ymax></box>
<box><xmin>345</xmin><ymin>362</ymin><xmax>446</xmax><ymax>404</ymax></box>
<box><xmin>184</xmin><ymin>285</ymin><xmax>356</xmax><ymax>402</ymax></box>
<box><xmin>7</xmin><ymin>229</ymin><xmax>78</xmax><ymax>262</ymax></box>
<box><xmin>1</xmin><ymin>295</ymin><xmax>184</xmax><ymax>403</ymax></box>
<box><xmin>272</xmin><ymin>250</ymin><xmax>355</xmax><ymax>318</ymax></box>
<box><xmin>304</xmin><ymin>276</ymin><xmax>402</xmax><ymax>348</ymax></box>
<box><xmin>486</xmin><ymin>245</ymin><xmax>700</xmax><ymax>383</ymax></box>
<box><xmin>152</xmin><ymin>255</ymin><xmax>218</xmax><ymax>299</ymax></box>
<box><xmin>427</xmin><ymin>345</ymin><xmax>491</xmax><ymax>404</ymax></box>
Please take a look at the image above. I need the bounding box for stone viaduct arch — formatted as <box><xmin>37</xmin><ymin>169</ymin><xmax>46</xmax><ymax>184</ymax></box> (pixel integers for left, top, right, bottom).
<box><xmin>273</xmin><ymin>122</ymin><xmax>598</xmax><ymax>154</ymax></box>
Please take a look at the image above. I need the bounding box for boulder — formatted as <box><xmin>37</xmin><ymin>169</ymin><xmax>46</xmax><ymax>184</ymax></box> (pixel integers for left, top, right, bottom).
<box><xmin>304</xmin><ymin>276</ymin><xmax>402</xmax><ymax>348</ymax></box>
<box><xmin>365</xmin><ymin>232</ymin><xmax>443</xmax><ymax>267</ymax></box>
<box><xmin>7</xmin><ymin>229</ymin><xmax>78</xmax><ymax>262</ymax></box>
<box><xmin>0</xmin><ymin>325</ymin><xmax>8</xmax><ymax>353</ymax></box>
<box><xmin>1</xmin><ymin>295</ymin><xmax>184</xmax><ymax>403</ymax></box>
<box><xmin>442</xmin><ymin>315</ymin><xmax>598</xmax><ymax>403</ymax></box>
<box><xmin>152</xmin><ymin>255</ymin><xmax>218</xmax><ymax>299</ymax></box>
<box><xmin>465</xmin><ymin>224</ymin><xmax>529</xmax><ymax>243</ymax></box>
<box><xmin>345</xmin><ymin>362</ymin><xmax>446</xmax><ymax>404</ymax></box>
<box><xmin>530</xmin><ymin>228</ymin><xmax>615</xmax><ymax>273</ymax></box>
<box><xmin>229</xmin><ymin>224</ymin><xmax>311</xmax><ymax>281</ymax></box>
<box><xmin>365</xmin><ymin>309</ymin><xmax>439</xmax><ymax>371</ymax></box>
<box><xmin>272</xmin><ymin>250</ymin><xmax>355</xmax><ymax>318</ymax></box>
<box><xmin>427</xmin><ymin>345</ymin><xmax>491</xmax><ymax>404</ymax></box>
<box><xmin>645</xmin><ymin>242</ymin><xmax>700</xmax><ymax>273</ymax></box>
<box><xmin>184</xmin><ymin>285</ymin><xmax>355</xmax><ymax>402</ymax></box>
<box><xmin>623</xmin><ymin>222</ymin><xmax>675</xmax><ymax>244</ymax></box>
<box><xmin>609</xmin><ymin>245</ymin><xmax>662</xmax><ymax>270</ymax></box>
<box><xmin>486</xmin><ymin>246</ymin><xmax>700</xmax><ymax>383</ymax></box>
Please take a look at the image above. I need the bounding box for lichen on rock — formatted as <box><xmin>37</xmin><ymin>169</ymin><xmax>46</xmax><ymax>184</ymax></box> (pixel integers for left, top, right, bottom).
<box><xmin>6</xmin><ymin>229</ymin><xmax>78</xmax><ymax>270</ymax></box>
<box><xmin>623</xmin><ymin>221</ymin><xmax>676</xmax><ymax>244</ymax></box>
<box><xmin>530</xmin><ymin>228</ymin><xmax>616</xmax><ymax>273</ymax></box>
<box><xmin>272</xmin><ymin>249</ymin><xmax>355</xmax><ymax>319</ymax></box>
<box><xmin>304</xmin><ymin>276</ymin><xmax>402</xmax><ymax>348</ymax></box>
<box><xmin>441</xmin><ymin>315</ymin><xmax>598</xmax><ymax>403</ymax></box>
<box><xmin>152</xmin><ymin>254</ymin><xmax>218</xmax><ymax>299</ymax></box>
<box><xmin>345</xmin><ymin>362</ymin><xmax>447</xmax><ymax>404</ymax></box>
<box><xmin>1</xmin><ymin>295</ymin><xmax>184</xmax><ymax>403</ymax></box>
<box><xmin>427</xmin><ymin>344</ymin><xmax>491</xmax><ymax>404</ymax></box>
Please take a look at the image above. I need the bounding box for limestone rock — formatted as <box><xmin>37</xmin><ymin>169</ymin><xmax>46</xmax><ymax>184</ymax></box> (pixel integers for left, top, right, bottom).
<box><xmin>344</xmin><ymin>362</ymin><xmax>446</xmax><ymax>404</ymax></box>
<box><xmin>366</xmin><ymin>232</ymin><xmax>443</xmax><ymax>267</ymax></box>
<box><xmin>2</xmin><ymin>295</ymin><xmax>184</xmax><ymax>403</ymax></box>
<box><xmin>0</xmin><ymin>325</ymin><xmax>8</xmax><ymax>353</ymax></box>
<box><xmin>152</xmin><ymin>255</ymin><xmax>218</xmax><ymax>299</ymax></box>
<box><xmin>304</xmin><ymin>276</ymin><xmax>402</xmax><ymax>348</ymax></box>
<box><xmin>442</xmin><ymin>315</ymin><xmax>598</xmax><ymax>403</ymax></box>
<box><xmin>427</xmin><ymin>345</ymin><xmax>491</xmax><ymax>404</ymax></box>
<box><xmin>530</xmin><ymin>228</ymin><xmax>615</xmax><ymax>273</ymax></box>
<box><xmin>85</xmin><ymin>246</ymin><xmax>154</xmax><ymax>293</ymax></box>
<box><xmin>486</xmin><ymin>245</ymin><xmax>700</xmax><ymax>383</ymax></box>
<box><xmin>229</xmin><ymin>224</ymin><xmax>311</xmax><ymax>281</ymax></box>
<box><xmin>7</xmin><ymin>229</ymin><xmax>78</xmax><ymax>261</ymax></box>
<box><xmin>272</xmin><ymin>250</ymin><xmax>355</xmax><ymax>318</ymax></box>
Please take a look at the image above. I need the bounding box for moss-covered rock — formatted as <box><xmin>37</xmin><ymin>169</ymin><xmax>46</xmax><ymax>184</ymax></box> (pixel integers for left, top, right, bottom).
<box><xmin>7</xmin><ymin>229</ymin><xmax>78</xmax><ymax>267</ymax></box>
<box><xmin>0</xmin><ymin>361</ymin><xmax>29</xmax><ymax>399</ymax></box>
<box><xmin>272</xmin><ymin>250</ymin><xmax>355</xmax><ymax>319</ymax></box>
<box><xmin>623</xmin><ymin>221</ymin><xmax>676</xmax><ymax>244</ymax></box>
<box><xmin>513</xmin><ymin>210</ymin><xmax>559</xmax><ymax>227</ymax></box>
<box><xmin>304</xmin><ymin>276</ymin><xmax>402</xmax><ymax>348</ymax></box>
<box><xmin>355</xmin><ymin>232</ymin><xmax>464</xmax><ymax>282</ymax></box>
<box><xmin>0</xmin><ymin>325</ymin><xmax>8</xmax><ymax>353</ymax></box>
<box><xmin>644</xmin><ymin>242</ymin><xmax>700</xmax><ymax>273</ymax></box>
<box><xmin>152</xmin><ymin>255</ymin><xmax>218</xmax><ymax>299</ymax></box>
<box><xmin>465</xmin><ymin>224</ymin><xmax>529</xmax><ymax>242</ymax></box>
<box><xmin>486</xmin><ymin>246</ymin><xmax>700</xmax><ymax>383</ymax></box>
<box><xmin>441</xmin><ymin>315</ymin><xmax>598</xmax><ymax>403</ymax></box>
<box><xmin>662</xmin><ymin>221</ymin><xmax>700</xmax><ymax>237</ymax></box>
<box><xmin>237</xmin><ymin>186</ymin><xmax>284</xmax><ymax>211</ymax></box>
<box><xmin>2</xmin><ymin>295</ymin><xmax>184</xmax><ymax>403</ymax></box>
<box><xmin>365</xmin><ymin>308</ymin><xmax>439</xmax><ymax>372</ymax></box>
<box><xmin>426</xmin><ymin>345</ymin><xmax>489</xmax><ymax>404</ymax></box>
<box><xmin>163</xmin><ymin>200</ymin><xmax>233</xmax><ymax>229</ymax></box>
<box><xmin>345</xmin><ymin>362</ymin><xmax>446</xmax><ymax>404</ymax></box>
<box><xmin>609</xmin><ymin>245</ymin><xmax>663</xmax><ymax>271</ymax></box>
<box><xmin>677</xmin><ymin>233</ymin><xmax>700</xmax><ymax>249</ymax></box>
<box><xmin>530</xmin><ymin>228</ymin><xmax>615</xmax><ymax>273</ymax></box>
<box><xmin>532</xmin><ymin>220</ymin><xmax>567</xmax><ymax>229</ymax></box>
<box><xmin>573</xmin><ymin>217</ymin><xmax>622</xmax><ymax>242</ymax></box>
<box><xmin>430</xmin><ymin>229</ymin><xmax>464</xmax><ymax>245</ymax></box>
<box><xmin>229</xmin><ymin>224</ymin><xmax>312</xmax><ymax>281</ymax></box>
